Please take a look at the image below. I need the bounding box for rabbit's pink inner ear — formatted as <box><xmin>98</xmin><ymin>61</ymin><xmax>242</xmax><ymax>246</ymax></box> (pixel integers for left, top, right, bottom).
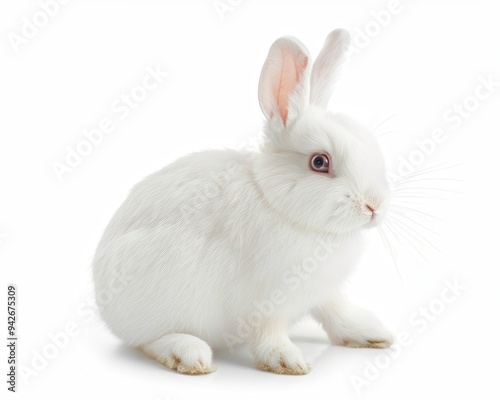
<box><xmin>274</xmin><ymin>52</ymin><xmax>308</xmax><ymax>123</ymax></box>
<box><xmin>259</xmin><ymin>37</ymin><xmax>310</xmax><ymax>126</ymax></box>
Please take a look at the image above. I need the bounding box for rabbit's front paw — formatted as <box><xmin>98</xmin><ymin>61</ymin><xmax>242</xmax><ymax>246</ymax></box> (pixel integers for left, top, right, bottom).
<box><xmin>315</xmin><ymin>300</ymin><xmax>393</xmax><ymax>349</ymax></box>
<box><xmin>256</xmin><ymin>343</ymin><xmax>309</xmax><ymax>375</ymax></box>
<box><xmin>339</xmin><ymin>318</ymin><xmax>393</xmax><ymax>349</ymax></box>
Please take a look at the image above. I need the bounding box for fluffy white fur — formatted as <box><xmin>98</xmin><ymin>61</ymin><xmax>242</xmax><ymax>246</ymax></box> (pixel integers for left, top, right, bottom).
<box><xmin>92</xmin><ymin>29</ymin><xmax>392</xmax><ymax>375</ymax></box>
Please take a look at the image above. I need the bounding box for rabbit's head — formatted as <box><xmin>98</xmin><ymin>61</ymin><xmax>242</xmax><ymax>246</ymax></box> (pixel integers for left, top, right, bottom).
<box><xmin>255</xmin><ymin>29</ymin><xmax>389</xmax><ymax>235</ymax></box>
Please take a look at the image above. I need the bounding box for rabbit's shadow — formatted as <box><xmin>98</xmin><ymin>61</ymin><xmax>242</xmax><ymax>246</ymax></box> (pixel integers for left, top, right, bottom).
<box><xmin>113</xmin><ymin>345</ymin><xmax>159</xmax><ymax>369</ymax></box>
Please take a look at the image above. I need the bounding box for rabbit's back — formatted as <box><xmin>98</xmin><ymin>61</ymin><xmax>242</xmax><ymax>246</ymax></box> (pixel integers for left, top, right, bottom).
<box><xmin>92</xmin><ymin>150</ymin><xmax>255</xmax><ymax>345</ymax></box>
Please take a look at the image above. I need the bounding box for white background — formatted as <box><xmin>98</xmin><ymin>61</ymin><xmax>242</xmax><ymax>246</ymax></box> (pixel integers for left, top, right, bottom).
<box><xmin>1</xmin><ymin>1</ymin><xmax>499</xmax><ymax>399</ymax></box>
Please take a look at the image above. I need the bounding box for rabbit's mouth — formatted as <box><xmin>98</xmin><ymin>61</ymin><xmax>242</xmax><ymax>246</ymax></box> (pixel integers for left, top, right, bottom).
<box><xmin>368</xmin><ymin>212</ymin><xmax>381</xmax><ymax>226</ymax></box>
<box><xmin>365</xmin><ymin>206</ymin><xmax>388</xmax><ymax>228</ymax></box>
<box><xmin>362</xmin><ymin>199</ymin><xmax>389</xmax><ymax>228</ymax></box>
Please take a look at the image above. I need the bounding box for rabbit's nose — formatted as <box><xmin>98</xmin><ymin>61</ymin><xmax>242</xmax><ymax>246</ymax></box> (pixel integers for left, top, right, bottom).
<box><xmin>366</xmin><ymin>204</ymin><xmax>378</xmax><ymax>221</ymax></box>
<box><xmin>365</xmin><ymin>203</ymin><xmax>376</xmax><ymax>213</ymax></box>
<box><xmin>363</xmin><ymin>203</ymin><xmax>376</xmax><ymax>220</ymax></box>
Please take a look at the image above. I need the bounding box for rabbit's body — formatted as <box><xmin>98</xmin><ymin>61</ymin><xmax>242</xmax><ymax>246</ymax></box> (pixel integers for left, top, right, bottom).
<box><xmin>93</xmin><ymin>148</ymin><xmax>361</xmax><ymax>348</ymax></box>
<box><xmin>93</xmin><ymin>30</ymin><xmax>393</xmax><ymax>375</ymax></box>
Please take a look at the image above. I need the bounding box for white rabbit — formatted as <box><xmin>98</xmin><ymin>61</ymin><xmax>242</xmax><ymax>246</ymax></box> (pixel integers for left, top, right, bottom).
<box><xmin>92</xmin><ymin>29</ymin><xmax>392</xmax><ymax>375</ymax></box>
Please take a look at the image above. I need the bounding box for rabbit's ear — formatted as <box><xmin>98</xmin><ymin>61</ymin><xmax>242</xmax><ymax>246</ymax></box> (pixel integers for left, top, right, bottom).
<box><xmin>309</xmin><ymin>29</ymin><xmax>351</xmax><ymax>109</ymax></box>
<box><xmin>258</xmin><ymin>36</ymin><xmax>310</xmax><ymax>126</ymax></box>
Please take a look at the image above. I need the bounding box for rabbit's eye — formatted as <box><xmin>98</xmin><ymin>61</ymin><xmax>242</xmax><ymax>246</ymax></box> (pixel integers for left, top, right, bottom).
<box><xmin>310</xmin><ymin>153</ymin><xmax>330</xmax><ymax>173</ymax></box>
